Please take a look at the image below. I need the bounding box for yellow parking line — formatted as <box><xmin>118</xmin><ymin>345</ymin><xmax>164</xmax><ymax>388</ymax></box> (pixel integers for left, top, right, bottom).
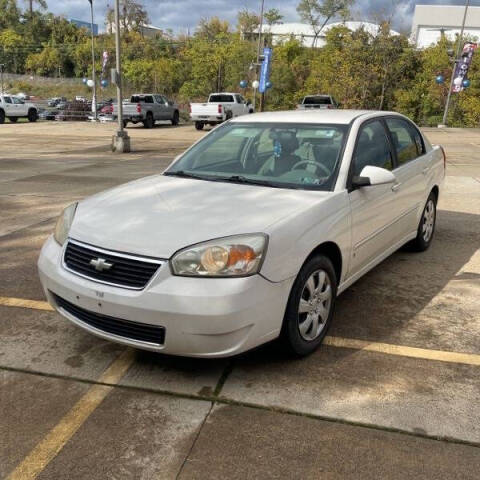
<box><xmin>2</xmin><ymin>296</ymin><xmax>480</xmax><ymax>367</ymax></box>
<box><xmin>0</xmin><ymin>297</ymin><xmax>53</xmax><ymax>311</ymax></box>
<box><xmin>6</xmin><ymin>348</ymin><xmax>136</xmax><ymax>480</ymax></box>
<box><xmin>324</xmin><ymin>336</ymin><xmax>480</xmax><ymax>367</ymax></box>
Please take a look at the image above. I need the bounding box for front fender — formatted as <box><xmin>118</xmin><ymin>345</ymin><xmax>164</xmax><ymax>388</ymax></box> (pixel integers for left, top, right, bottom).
<box><xmin>261</xmin><ymin>192</ymin><xmax>351</xmax><ymax>283</ymax></box>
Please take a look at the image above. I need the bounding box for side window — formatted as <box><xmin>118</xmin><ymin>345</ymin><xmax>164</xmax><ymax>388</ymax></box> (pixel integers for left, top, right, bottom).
<box><xmin>234</xmin><ymin>94</ymin><xmax>242</xmax><ymax>104</ymax></box>
<box><xmin>353</xmin><ymin>120</ymin><xmax>393</xmax><ymax>177</ymax></box>
<box><xmin>3</xmin><ymin>97</ymin><xmax>12</xmax><ymax>104</ymax></box>
<box><xmin>386</xmin><ymin>118</ymin><xmax>421</xmax><ymax>166</ymax></box>
<box><xmin>144</xmin><ymin>96</ymin><xmax>154</xmax><ymax>104</ymax></box>
<box><xmin>154</xmin><ymin>95</ymin><xmax>164</xmax><ymax>103</ymax></box>
<box><xmin>13</xmin><ymin>97</ymin><xmax>24</xmax><ymax>104</ymax></box>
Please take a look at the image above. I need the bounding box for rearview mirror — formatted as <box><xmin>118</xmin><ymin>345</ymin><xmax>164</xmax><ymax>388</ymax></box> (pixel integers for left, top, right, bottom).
<box><xmin>352</xmin><ymin>166</ymin><xmax>396</xmax><ymax>189</ymax></box>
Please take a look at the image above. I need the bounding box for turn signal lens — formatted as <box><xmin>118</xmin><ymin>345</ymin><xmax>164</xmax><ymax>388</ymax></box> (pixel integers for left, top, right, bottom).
<box><xmin>171</xmin><ymin>234</ymin><xmax>268</xmax><ymax>277</ymax></box>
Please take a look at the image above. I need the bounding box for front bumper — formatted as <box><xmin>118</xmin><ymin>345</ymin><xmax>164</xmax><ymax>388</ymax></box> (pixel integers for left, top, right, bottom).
<box><xmin>38</xmin><ymin>236</ymin><xmax>294</xmax><ymax>358</ymax></box>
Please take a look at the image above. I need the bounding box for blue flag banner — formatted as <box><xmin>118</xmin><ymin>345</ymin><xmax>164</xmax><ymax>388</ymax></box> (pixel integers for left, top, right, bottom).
<box><xmin>452</xmin><ymin>42</ymin><xmax>477</xmax><ymax>93</ymax></box>
<box><xmin>259</xmin><ymin>47</ymin><xmax>273</xmax><ymax>94</ymax></box>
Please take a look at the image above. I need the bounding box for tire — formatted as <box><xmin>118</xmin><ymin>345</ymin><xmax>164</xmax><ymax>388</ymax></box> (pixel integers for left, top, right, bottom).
<box><xmin>280</xmin><ymin>255</ymin><xmax>337</xmax><ymax>356</ymax></box>
<box><xmin>225</xmin><ymin>111</ymin><xmax>233</xmax><ymax>121</ymax></box>
<box><xmin>0</xmin><ymin>110</ymin><xmax>4</xmax><ymax>124</ymax></box>
<box><xmin>8</xmin><ymin>117</ymin><xmax>18</xmax><ymax>123</ymax></box>
<box><xmin>171</xmin><ymin>110</ymin><xmax>179</xmax><ymax>126</ymax></box>
<box><xmin>123</xmin><ymin>120</ymin><xmax>128</xmax><ymax>129</ymax></box>
<box><xmin>195</xmin><ymin>121</ymin><xmax>204</xmax><ymax>131</ymax></box>
<box><xmin>28</xmin><ymin>109</ymin><xmax>38</xmax><ymax>122</ymax></box>
<box><xmin>409</xmin><ymin>192</ymin><xmax>437</xmax><ymax>252</ymax></box>
<box><xmin>143</xmin><ymin>113</ymin><xmax>154</xmax><ymax>129</ymax></box>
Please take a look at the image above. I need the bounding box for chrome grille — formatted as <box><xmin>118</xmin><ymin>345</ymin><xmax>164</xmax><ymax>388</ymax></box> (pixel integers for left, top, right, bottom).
<box><xmin>63</xmin><ymin>240</ymin><xmax>163</xmax><ymax>290</ymax></box>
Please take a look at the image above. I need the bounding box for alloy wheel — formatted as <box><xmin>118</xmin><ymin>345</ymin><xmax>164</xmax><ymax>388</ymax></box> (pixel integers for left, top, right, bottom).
<box><xmin>298</xmin><ymin>269</ymin><xmax>332</xmax><ymax>341</ymax></box>
<box><xmin>422</xmin><ymin>199</ymin><xmax>435</xmax><ymax>242</ymax></box>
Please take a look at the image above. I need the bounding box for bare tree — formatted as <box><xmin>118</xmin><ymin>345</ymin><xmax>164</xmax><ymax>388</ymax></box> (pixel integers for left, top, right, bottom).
<box><xmin>106</xmin><ymin>0</ymin><xmax>149</xmax><ymax>33</ymax></box>
<box><xmin>24</xmin><ymin>0</ymin><xmax>47</xmax><ymax>17</ymax></box>
<box><xmin>297</xmin><ymin>0</ymin><xmax>353</xmax><ymax>47</ymax></box>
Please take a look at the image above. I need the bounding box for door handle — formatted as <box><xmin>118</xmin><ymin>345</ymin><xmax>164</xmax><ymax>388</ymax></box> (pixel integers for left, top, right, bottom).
<box><xmin>422</xmin><ymin>166</ymin><xmax>430</xmax><ymax>175</ymax></box>
<box><xmin>391</xmin><ymin>183</ymin><xmax>401</xmax><ymax>192</ymax></box>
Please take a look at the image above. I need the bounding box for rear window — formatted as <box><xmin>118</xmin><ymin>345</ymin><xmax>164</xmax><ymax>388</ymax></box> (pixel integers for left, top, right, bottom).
<box><xmin>209</xmin><ymin>95</ymin><xmax>234</xmax><ymax>103</ymax></box>
<box><xmin>131</xmin><ymin>95</ymin><xmax>154</xmax><ymax>104</ymax></box>
<box><xmin>303</xmin><ymin>96</ymin><xmax>332</xmax><ymax>105</ymax></box>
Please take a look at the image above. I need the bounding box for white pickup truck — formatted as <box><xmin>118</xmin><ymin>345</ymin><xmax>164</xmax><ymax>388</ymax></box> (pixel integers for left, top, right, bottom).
<box><xmin>297</xmin><ymin>95</ymin><xmax>338</xmax><ymax>110</ymax></box>
<box><xmin>113</xmin><ymin>94</ymin><xmax>180</xmax><ymax>128</ymax></box>
<box><xmin>0</xmin><ymin>94</ymin><xmax>38</xmax><ymax>124</ymax></box>
<box><xmin>190</xmin><ymin>93</ymin><xmax>253</xmax><ymax>130</ymax></box>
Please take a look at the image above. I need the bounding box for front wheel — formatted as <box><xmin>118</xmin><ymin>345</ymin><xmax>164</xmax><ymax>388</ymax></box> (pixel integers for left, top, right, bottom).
<box><xmin>28</xmin><ymin>109</ymin><xmax>38</xmax><ymax>122</ymax></box>
<box><xmin>409</xmin><ymin>192</ymin><xmax>437</xmax><ymax>252</ymax></box>
<box><xmin>280</xmin><ymin>255</ymin><xmax>337</xmax><ymax>356</ymax></box>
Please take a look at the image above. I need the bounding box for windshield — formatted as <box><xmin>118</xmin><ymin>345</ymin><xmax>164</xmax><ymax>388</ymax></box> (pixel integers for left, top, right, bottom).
<box><xmin>165</xmin><ymin>122</ymin><xmax>348</xmax><ymax>190</ymax></box>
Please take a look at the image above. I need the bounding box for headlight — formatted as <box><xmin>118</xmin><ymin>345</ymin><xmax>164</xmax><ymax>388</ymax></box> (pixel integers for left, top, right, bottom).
<box><xmin>171</xmin><ymin>234</ymin><xmax>268</xmax><ymax>277</ymax></box>
<box><xmin>54</xmin><ymin>202</ymin><xmax>78</xmax><ymax>246</ymax></box>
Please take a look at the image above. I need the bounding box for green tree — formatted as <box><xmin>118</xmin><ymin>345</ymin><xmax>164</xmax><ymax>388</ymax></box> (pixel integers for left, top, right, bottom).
<box><xmin>0</xmin><ymin>0</ymin><xmax>21</xmax><ymax>30</ymax></box>
<box><xmin>296</xmin><ymin>0</ymin><xmax>353</xmax><ymax>47</ymax></box>
<box><xmin>237</xmin><ymin>9</ymin><xmax>260</xmax><ymax>35</ymax></box>
<box><xmin>264</xmin><ymin>8</ymin><xmax>283</xmax><ymax>27</ymax></box>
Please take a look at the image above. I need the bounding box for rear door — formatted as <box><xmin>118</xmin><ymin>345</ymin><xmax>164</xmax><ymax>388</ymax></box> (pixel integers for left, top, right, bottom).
<box><xmin>348</xmin><ymin>119</ymin><xmax>402</xmax><ymax>276</ymax></box>
<box><xmin>385</xmin><ymin>117</ymin><xmax>430</xmax><ymax>236</ymax></box>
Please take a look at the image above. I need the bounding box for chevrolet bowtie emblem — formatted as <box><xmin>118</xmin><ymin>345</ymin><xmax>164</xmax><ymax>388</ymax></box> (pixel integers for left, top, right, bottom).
<box><xmin>89</xmin><ymin>257</ymin><xmax>113</xmax><ymax>272</ymax></box>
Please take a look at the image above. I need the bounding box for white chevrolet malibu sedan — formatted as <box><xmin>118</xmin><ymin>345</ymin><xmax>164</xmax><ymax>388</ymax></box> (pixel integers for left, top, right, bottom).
<box><xmin>38</xmin><ymin>110</ymin><xmax>445</xmax><ymax>358</ymax></box>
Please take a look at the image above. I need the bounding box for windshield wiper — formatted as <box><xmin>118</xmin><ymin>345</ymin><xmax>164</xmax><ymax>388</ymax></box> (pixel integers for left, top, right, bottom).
<box><xmin>216</xmin><ymin>175</ymin><xmax>282</xmax><ymax>188</ymax></box>
<box><xmin>164</xmin><ymin>170</ymin><xmax>213</xmax><ymax>180</ymax></box>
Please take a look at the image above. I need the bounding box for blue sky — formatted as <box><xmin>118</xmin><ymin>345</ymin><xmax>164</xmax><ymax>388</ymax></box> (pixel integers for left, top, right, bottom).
<box><xmin>43</xmin><ymin>1</ymin><xmax>480</xmax><ymax>34</ymax></box>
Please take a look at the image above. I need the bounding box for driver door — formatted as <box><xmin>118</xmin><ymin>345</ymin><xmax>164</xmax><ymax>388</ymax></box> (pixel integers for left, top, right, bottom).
<box><xmin>348</xmin><ymin>119</ymin><xmax>401</xmax><ymax>277</ymax></box>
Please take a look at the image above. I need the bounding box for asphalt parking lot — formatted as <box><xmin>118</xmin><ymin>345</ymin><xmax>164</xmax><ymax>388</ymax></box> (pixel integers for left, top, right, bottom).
<box><xmin>1</xmin><ymin>121</ymin><xmax>479</xmax><ymax>479</ymax></box>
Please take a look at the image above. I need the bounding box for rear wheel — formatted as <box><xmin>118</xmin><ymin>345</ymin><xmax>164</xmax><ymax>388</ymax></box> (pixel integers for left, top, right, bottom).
<box><xmin>143</xmin><ymin>112</ymin><xmax>154</xmax><ymax>129</ymax></box>
<box><xmin>28</xmin><ymin>109</ymin><xmax>38</xmax><ymax>122</ymax></box>
<box><xmin>171</xmin><ymin>110</ymin><xmax>180</xmax><ymax>126</ymax></box>
<box><xmin>0</xmin><ymin>110</ymin><xmax>4</xmax><ymax>124</ymax></box>
<box><xmin>123</xmin><ymin>120</ymin><xmax>128</xmax><ymax>129</ymax></box>
<box><xmin>409</xmin><ymin>192</ymin><xmax>437</xmax><ymax>252</ymax></box>
<box><xmin>280</xmin><ymin>255</ymin><xmax>337</xmax><ymax>356</ymax></box>
<box><xmin>8</xmin><ymin>117</ymin><xmax>18</xmax><ymax>123</ymax></box>
<box><xmin>195</xmin><ymin>121</ymin><xmax>204</xmax><ymax>131</ymax></box>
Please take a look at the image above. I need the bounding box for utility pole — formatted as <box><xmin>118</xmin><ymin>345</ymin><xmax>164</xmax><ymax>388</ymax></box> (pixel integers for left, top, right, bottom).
<box><xmin>88</xmin><ymin>0</ymin><xmax>97</xmax><ymax>121</ymax></box>
<box><xmin>111</xmin><ymin>0</ymin><xmax>131</xmax><ymax>152</ymax></box>
<box><xmin>253</xmin><ymin>0</ymin><xmax>265</xmax><ymax>111</ymax></box>
<box><xmin>440</xmin><ymin>0</ymin><xmax>470</xmax><ymax>128</ymax></box>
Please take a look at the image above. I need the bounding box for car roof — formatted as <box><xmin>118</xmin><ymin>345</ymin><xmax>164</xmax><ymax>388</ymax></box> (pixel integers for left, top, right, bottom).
<box><xmin>231</xmin><ymin>109</ymin><xmax>395</xmax><ymax>125</ymax></box>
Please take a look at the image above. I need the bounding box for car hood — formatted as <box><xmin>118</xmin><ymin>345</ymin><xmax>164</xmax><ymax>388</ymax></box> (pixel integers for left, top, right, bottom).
<box><xmin>70</xmin><ymin>175</ymin><xmax>330</xmax><ymax>258</ymax></box>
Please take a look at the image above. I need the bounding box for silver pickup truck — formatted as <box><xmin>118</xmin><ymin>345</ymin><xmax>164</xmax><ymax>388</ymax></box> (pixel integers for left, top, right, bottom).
<box><xmin>114</xmin><ymin>94</ymin><xmax>180</xmax><ymax>128</ymax></box>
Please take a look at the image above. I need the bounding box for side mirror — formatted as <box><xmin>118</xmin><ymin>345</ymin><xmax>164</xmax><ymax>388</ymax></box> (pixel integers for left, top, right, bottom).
<box><xmin>352</xmin><ymin>166</ymin><xmax>396</xmax><ymax>189</ymax></box>
<box><xmin>246</xmin><ymin>99</ymin><xmax>252</xmax><ymax>105</ymax></box>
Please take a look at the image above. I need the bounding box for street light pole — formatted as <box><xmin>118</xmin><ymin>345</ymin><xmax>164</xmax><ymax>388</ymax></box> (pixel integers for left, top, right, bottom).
<box><xmin>88</xmin><ymin>0</ymin><xmax>97</xmax><ymax>121</ymax></box>
<box><xmin>440</xmin><ymin>0</ymin><xmax>470</xmax><ymax>128</ymax></box>
<box><xmin>253</xmin><ymin>0</ymin><xmax>265</xmax><ymax>111</ymax></box>
<box><xmin>111</xmin><ymin>0</ymin><xmax>130</xmax><ymax>152</ymax></box>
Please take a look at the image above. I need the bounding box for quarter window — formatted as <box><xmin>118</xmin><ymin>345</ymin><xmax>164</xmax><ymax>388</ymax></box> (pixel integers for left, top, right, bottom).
<box><xmin>386</xmin><ymin>118</ymin><xmax>422</xmax><ymax>166</ymax></box>
<box><xmin>353</xmin><ymin>120</ymin><xmax>393</xmax><ymax>177</ymax></box>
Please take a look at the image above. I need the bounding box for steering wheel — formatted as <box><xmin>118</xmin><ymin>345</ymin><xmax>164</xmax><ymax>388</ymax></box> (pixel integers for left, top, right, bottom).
<box><xmin>292</xmin><ymin>160</ymin><xmax>330</xmax><ymax>177</ymax></box>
